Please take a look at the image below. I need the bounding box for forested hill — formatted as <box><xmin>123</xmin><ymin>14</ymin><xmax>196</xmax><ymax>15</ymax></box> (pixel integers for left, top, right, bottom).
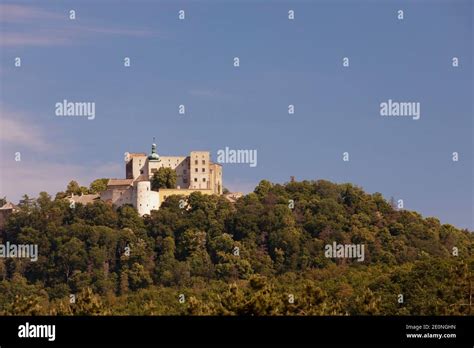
<box><xmin>1</xmin><ymin>179</ymin><xmax>472</xmax><ymax>315</ymax></box>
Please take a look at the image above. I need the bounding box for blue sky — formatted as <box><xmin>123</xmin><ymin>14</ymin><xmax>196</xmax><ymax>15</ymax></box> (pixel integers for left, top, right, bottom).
<box><xmin>0</xmin><ymin>0</ymin><xmax>472</xmax><ymax>229</ymax></box>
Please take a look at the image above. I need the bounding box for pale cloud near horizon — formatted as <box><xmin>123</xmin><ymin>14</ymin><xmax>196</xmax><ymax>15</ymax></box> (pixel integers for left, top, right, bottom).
<box><xmin>0</xmin><ymin>106</ymin><xmax>123</xmax><ymax>201</ymax></box>
<box><xmin>0</xmin><ymin>108</ymin><xmax>52</xmax><ymax>152</ymax></box>
<box><xmin>0</xmin><ymin>4</ymin><xmax>159</xmax><ymax>47</ymax></box>
<box><xmin>223</xmin><ymin>178</ymin><xmax>256</xmax><ymax>194</ymax></box>
<box><xmin>0</xmin><ymin>159</ymin><xmax>123</xmax><ymax>202</ymax></box>
<box><xmin>0</xmin><ymin>107</ymin><xmax>254</xmax><ymax>200</ymax></box>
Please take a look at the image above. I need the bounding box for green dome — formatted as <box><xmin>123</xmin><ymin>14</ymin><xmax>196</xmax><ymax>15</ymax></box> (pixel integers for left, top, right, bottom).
<box><xmin>148</xmin><ymin>143</ymin><xmax>161</xmax><ymax>161</ymax></box>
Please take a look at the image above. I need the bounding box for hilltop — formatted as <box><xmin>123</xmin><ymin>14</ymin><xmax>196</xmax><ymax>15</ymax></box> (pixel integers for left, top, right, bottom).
<box><xmin>0</xmin><ymin>179</ymin><xmax>472</xmax><ymax>315</ymax></box>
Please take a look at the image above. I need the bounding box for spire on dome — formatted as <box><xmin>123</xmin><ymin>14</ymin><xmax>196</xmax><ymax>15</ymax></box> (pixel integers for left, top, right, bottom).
<box><xmin>148</xmin><ymin>138</ymin><xmax>161</xmax><ymax>161</ymax></box>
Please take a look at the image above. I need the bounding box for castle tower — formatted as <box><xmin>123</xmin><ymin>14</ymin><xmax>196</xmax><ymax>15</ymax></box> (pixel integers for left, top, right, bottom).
<box><xmin>133</xmin><ymin>180</ymin><xmax>159</xmax><ymax>216</ymax></box>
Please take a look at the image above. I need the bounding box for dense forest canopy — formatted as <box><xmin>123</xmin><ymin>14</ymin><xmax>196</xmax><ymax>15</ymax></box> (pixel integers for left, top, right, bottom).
<box><xmin>0</xmin><ymin>179</ymin><xmax>472</xmax><ymax>315</ymax></box>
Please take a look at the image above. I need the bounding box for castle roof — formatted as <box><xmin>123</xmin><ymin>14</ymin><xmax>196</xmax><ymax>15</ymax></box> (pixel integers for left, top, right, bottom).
<box><xmin>224</xmin><ymin>192</ymin><xmax>243</xmax><ymax>203</ymax></box>
<box><xmin>134</xmin><ymin>174</ymin><xmax>149</xmax><ymax>182</ymax></box>
<box><xmin>0</xmin><ymin>202</ymin><xmax>19</xmax><ymax>210</ymax></box>
<box><xmin>68</xmin><ymin>194</ymin><xmax>99</xmax><ymax>205</ymax></box>
<box><xmin>107</xmin><ymin>179</ymin><xmax>134</xmax><ymax>187</ymax></box>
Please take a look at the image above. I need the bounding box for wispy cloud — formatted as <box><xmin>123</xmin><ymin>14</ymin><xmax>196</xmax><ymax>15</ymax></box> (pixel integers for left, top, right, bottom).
<box><xmin>0</xmin><ymin>107</ymin><xmax>52</xmax><ymax>152</ymax></box>
<box><xmin>0</xmin><ymin>32</ymin><xmax>71</xmax><ymax>46</ymax></box>
<box><xmin>0</xmin><ymin>4</ymin><xmax>62</xmax><ymax>23</ymax></box>
<box><xmin>0</xmin><ymin>4</ymin><xmax>159</xmax><ymax>47</ymax></box>
<box><xmin>0</xmin><ymin>106</ymin><xmax>122</xmax><ymax>201</ymax></box>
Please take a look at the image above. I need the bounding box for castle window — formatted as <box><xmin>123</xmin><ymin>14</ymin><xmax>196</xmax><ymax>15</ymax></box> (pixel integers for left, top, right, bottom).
<box><xmin>140</xmin><ymin>170</ymin><xmax>144</xmax><ymax>174</ymax></box>
<box><xmin>195</xmin><ymin>160</ymin><xmax>198</xmax><ymax>165</ymax></box>
<box><xmin>202</xmin><ymin>178</ymin><xmax>206</xmax><ymax>182</ymax></box>
<box><xmin>202</xmin><ymin>168</ymin><xmax>205</xmax><ymax>172</ymax></box>
<box><xmin>202</xmin><ymin>160</ymin><xmax>205</xmax><ymax>165</ymax></box>
<box><xmin>194</xmin><ymin>178</ymin><xmax>197</xmax><ymax>182</ymax></box>
<box><xmin>183</xmin><ymin>170</ymin><xmax>187</xmax><ymax>174</ymax></box>
<box><xmin>183</xmin><ymin>178</ymin><xmax>187</xmax><ymax>183</ymax></box>
<box><xmin>195</xmin><ymin>168</ymin><xmax>198</xmax><ymax>172</ymax></box>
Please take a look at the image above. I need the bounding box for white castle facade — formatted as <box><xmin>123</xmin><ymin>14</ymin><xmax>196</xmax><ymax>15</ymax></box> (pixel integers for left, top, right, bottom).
<box><xmin>99</xmin><ymin>142</ymin><xmax>223</xmax><ymax>216</ymax></box>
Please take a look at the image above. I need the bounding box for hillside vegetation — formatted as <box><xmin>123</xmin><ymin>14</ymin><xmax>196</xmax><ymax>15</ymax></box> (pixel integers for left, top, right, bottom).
<box><xmin>1</xmin><ymin>179</ymin><xmax>472</xmax><ymax>315</ymax></box>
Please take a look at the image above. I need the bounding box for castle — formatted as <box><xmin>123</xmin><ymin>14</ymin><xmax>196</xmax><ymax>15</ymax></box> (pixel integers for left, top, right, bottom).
<box><xmin>99</xmin><ymin>142</ymin><xmax>223</xmax><ymax>216</ymax></box>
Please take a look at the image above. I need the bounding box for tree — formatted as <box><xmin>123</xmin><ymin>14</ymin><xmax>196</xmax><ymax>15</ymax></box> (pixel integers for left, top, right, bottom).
<box><xmin>2</xmin><ymin>176</ymin><xmax>473</xmax><ymax>316</ymax></box>
<box><xmin>78</xmin><ymin>201</ymin><xmax>118</xmax><ymax>227</ymax></box>
<box><xmin>125</xmin><ymin>263</ymin><xmax>153</xmax><ymax>291</ymax></box>
<box><xmin>57</xmin><ymin>237</ymin><xmax>88</xmax><ymax>282</ymax></box>
<box><xmin>118</xmin><ymin>205</ymin><xmax>144</xmax><ymax>230</ymax></box>
<box><xmin>55</xmin><ymin>191</ymin><xmax>68</xmax><ymax>200</ymax></box>
<box><xmin>18</xmin><ymin>194</ymin><xmax>33</xmax><ymax>208</ymax></box>
<box><xmin>155</xmin><ymin>236</ymin><xmax>178</xmax><ymax>285</ymax></box>
<box><xmin>151</xmin><ymin>168</ymin><xmax>177</xmax><ymax>190</ymax></box>
<box><xmin>179</xmin><ymin>228</ymin><xmax>207</xmax><ymax>258</ymax></box>
<box><xmin>89</xmin><ymin>178</ymin><xmax>109</xmax><ymax>194</ymax></box>
<box><xmin>66</xmin><ymin>180</ymin><xmax>82</xmax><ymax>195</ymax></box>
<box><xmin>71</xmin><ymin>287</ymin><xmax>108</xmax><ymax>315</ymax></box>
<box><xmin>36</xmin><ymin>191</ymin><xmax>52</xmax><ymax>209</ymax></box>
<box><xmin>254</xmin><ymin>180</ymin><xmax>273</xmax><ymax>198</ymax></box>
